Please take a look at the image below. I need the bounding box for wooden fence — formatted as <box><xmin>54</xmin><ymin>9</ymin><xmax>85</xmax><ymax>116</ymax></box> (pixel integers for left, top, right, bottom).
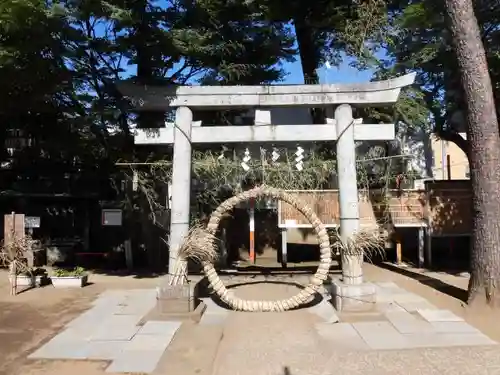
<box><xmin>278</xmin><ymin>180</ymin><xmax>472</xmax><ymax>236</ymax></box>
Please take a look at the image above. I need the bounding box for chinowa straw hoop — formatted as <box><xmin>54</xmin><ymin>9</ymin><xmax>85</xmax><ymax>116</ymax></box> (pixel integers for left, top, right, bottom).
<box><xmin>180</xmin><ymin>185</ymin><xmax>332</xmax><ymax>312</ymax></box>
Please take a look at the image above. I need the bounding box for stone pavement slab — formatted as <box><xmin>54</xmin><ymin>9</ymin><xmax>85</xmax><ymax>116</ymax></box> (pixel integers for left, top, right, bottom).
<box><xmin>315</xmin><ymin>322</ymin><xmax>369</xmax><ymax>351</ymax></box>
<box><xmin>377</xmin><ymin>302</ymin><xmax>406</xmax><ymax>312</ymax></box>
<box><xmin>417</xmin><ymin>309</ymin><xmax>464</xmax><ymax>322</ymax></box>
<box><xmin>90</xmin><ymin>322</ymin><xmax>140</xmax><ymax>341</ymax></box>
<box><xmin>125</xmin><ymin>334</ymin><xmax>173</xmax><ymax>351</ymax></box>
<box><xmin>392</xmin><ymin>292</ymin><xmax>427</xmax><ymax>304</ymax></box>
<box><xmin>138</xmin><ymin>321</ymin><xmax>181</xmax><ymax>335</ymax></box>
<box><xmin>375</xmin><ymin>282</ymin><xmax>402</xmax><ymax>289</ymax></box>
<box><xmin>84</xmin><ymin>341</ymin><xmax>129</xmax><ymax>360</ymax></box>
<box><xmin>116</xmin><ymin>303</ymin><xmax>155</xmax><ymax>316</ymax></box>
<box><xmin>434</xmin><ymin>333</ymin><xmax>497</xmax><ymax>346</ymax></box>
<box><xmin>29</xmin><ymin>339</ymin><xmax>89</xmax><ymax>360</ymax></box>
<box><xmin>396</xmin><ymin>300</ymin><xmax>437</xmax><ymax>312</ymax></box>
<box><xmin>352</xmin><ymin>321</ymin><xmax>413</xmax><ymax>350</ymax></box>
<box><xmin>106</xmin><ymin>350</ymin><xmax>165</xmax><ymax>374</ymax></box>
<box><xmin>29</xmin><ymin>288</ymin><xmax>183</xmax><ymax>374</ymax></box>
<box><xmin>384</xmin><ymin>311</ymin><xmax>435</xmax><ymax>334</ymax></box>
<box><xmin>430</xmin><ymin>321</ymin><xmax>481</xmax><ymax>334</ymax></box>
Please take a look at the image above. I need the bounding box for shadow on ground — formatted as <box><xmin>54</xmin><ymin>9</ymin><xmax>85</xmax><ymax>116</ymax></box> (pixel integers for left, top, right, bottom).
<box><xmin>376</xmin><ymin>262</ymin><xmax>468</xmax><ymax>303</ymax></box>
<box><xmin>196</xmin><ymin>278</ymin><xmax>328</xmax><ymax>311</ymax></box>
<box><xmin>87</xmin><ymin>268</ymin><xmax>168</xmax><ymax>279</ymax></box>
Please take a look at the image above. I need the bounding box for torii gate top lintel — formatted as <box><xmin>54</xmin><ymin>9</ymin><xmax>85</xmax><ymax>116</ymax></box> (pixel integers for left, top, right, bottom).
<box><xmin>117</xmin><ymin>73</ymin><xmax>416</xmax><ymax>110</ymax></box>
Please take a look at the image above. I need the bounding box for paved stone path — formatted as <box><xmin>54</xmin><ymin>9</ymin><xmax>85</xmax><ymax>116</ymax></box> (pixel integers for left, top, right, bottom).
<box><xmin>28</xmin><ymin>289</ymin><xmax>181</xmax><ymax>374</ymax></box>
<box><xmin>27</xmin><ymin>280</ymin><xmax>499</xmax><ymax>374</ymax></box>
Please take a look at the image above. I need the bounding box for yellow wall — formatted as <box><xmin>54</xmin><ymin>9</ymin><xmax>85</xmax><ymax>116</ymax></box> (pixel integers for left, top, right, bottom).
<box><xmin>431</xmin><ymin>133</ymin><xmax>469</xmax><ymax>180</ymax></box>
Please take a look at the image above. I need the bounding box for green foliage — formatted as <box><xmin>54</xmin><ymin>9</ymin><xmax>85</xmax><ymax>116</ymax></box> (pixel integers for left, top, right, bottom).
<box><xmin>377</xmin><ymin>0</ymin><xmax>500</xmax><ymax>151</ymax></box>
<box><xmin>22</xmin><ymin>267</ymin><xmax>47</xmax><ymax>277</ymax></box>
<box><xmin>53</xmin><ymin>267</ymin><xmax>86</xmax><ymax>277</ymax></box>
<box><xmin>4</xmin><ymin>0</ymin><xmax>492</xmax><ymax>271</ymax></box>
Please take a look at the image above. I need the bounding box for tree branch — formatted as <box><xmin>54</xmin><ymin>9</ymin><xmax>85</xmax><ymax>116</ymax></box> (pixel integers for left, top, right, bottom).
<box><xmin>435</xmin><ymin>128</ymin><xmax>470</xmax><ymax>157</ymax></box>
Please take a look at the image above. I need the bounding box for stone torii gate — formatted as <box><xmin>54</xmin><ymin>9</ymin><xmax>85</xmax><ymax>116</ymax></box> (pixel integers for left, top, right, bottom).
<box><xmin>118</xmin><ymin>73</ymin><xmax>415</xmax><ymax>309</ymax></box>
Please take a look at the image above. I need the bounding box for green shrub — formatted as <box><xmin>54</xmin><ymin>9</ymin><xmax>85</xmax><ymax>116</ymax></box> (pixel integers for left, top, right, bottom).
<box><xmin>53</xmin><ymin>267</ymin><xmax>86</xmax><ymax>277</ymax></box>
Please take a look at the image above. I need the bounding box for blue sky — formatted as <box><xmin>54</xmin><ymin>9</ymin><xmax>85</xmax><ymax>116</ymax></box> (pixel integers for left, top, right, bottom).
<box><xmin>284</xmin><ymin>58</ymin><xmax>373</xmax><ymax>85</ymax></box>
<box><xmin>122</xmin><ymin>56</ymin><xmax>375</xmax><ymax>85</ymax></box>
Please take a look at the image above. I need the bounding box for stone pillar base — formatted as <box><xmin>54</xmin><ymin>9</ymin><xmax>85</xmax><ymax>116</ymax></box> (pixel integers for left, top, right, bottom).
<box><xmin>330</xmin><ymin>280</ymin><xmax>376</xmax><ymax>312</ymax></box>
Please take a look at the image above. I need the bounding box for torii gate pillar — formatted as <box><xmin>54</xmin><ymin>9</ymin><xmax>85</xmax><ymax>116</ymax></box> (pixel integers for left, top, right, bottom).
<box><xmin>335</xmin><ymin>104</ymin><xmax>362</xmax><ymax>285</ymax></box>
<box><xmin>330</xmin><ymin>104</ymin><xmax>377</xmax><ymax>312</ymax></box>
<box><xmin>168</xmin><ymin>107</ymin><xmax>193</xmax><ymax>277</ymax></box>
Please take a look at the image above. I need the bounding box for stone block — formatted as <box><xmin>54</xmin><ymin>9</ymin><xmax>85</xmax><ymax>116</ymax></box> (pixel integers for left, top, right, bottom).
<box><xmin>157</xmin><ymin>297</ymin><xmax>196</xmax><ymax>314</ymax></box>
<box><xmin>138</xmin><ymin>321</ymin><xmax>182</xmax><ymax>336</ymax></box>
<box><xmin>330</xmin><ymin>280</ymin><xmax>376</xmax><ymax>312</ymax></box>
<box><xmin>384</xmin><ymin>311</ymin><xmax>434</xmax><ymax>334</ymax></box>
<box><xmin>309</xmin><ymin>299</ymin><xmax>339</xmax><ymax>323</ymax></box>
<box><xmin>106</xmin><ymin>350</ymin><xmax>164</xmax><ymax>374</ymax></box>
<box><xmin>352</xmin><ymin>321</ymin><xmax>411</xmax><ymax>350</ymax></box>
<box><xmin>156</xmin><ymin>281</ymin><xmax>201</xmax><ymax>313</ymax></box>
<box><xmin>417</xmin><ymin>309</ymin><xmax>463</xmax><ymax>322</ymax></box>
<box><xmin>315</xmin><ymin>323</ymin><xmax>370</xmax><ymax>351</ymax></box>
<box><xmin>140</xmin><ymin>300</ymin><xmax>206</xmax><ymax>324</ymax></box>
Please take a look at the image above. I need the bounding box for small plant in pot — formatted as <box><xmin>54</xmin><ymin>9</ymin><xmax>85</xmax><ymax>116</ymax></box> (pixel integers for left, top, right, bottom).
<box><xmin>13</xmin><ymin>268</ymin><xmax>48</xmax><ymax>288</ymax></box>
<box><xmin>11</xmin><ymin>269</ymin><xmax>36</xmax><ymax>288</ymax></box>
<box><xmin>51</xmin><ymin>267</ymin><xmax>88</xmax><ymax>288</ymax></box>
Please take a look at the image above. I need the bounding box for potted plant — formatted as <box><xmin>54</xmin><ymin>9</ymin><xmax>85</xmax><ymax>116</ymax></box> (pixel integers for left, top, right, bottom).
<box><xmin>10</xmin><ymin>269</ymin><xmax>36</xmax><ymax>288</ymax></box>
<box><xmin>51</xmin><ymin>267</ymin><xmax>88</xmax><ymax>288</ymax></box>
<box><xmin>12</xmin><ymin>268</ymin><xmax>49</xmax><ymax>288</ymax></box>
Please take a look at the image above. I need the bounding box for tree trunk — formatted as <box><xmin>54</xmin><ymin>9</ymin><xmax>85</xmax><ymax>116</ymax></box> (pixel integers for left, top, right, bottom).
<box><xmin>293</xmin><ymin>19</ymin><xmax>324</xmax><ymax>124</ymax></box>
<box><xmin>132</xmin><ymin>0</ymin><xmax>167</xmax><ymax>270</ymax></box>
<box><xmin>444</xmin><ymin>0</ymin><xmax>500</xmax><ymax>307</ymax></box>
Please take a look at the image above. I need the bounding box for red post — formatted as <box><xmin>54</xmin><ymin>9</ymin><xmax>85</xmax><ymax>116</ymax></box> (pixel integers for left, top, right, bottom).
<box><xmin>249</xmin><ymin>197</ymin><xmax>255</xmax><ymax>263</ymax></box>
